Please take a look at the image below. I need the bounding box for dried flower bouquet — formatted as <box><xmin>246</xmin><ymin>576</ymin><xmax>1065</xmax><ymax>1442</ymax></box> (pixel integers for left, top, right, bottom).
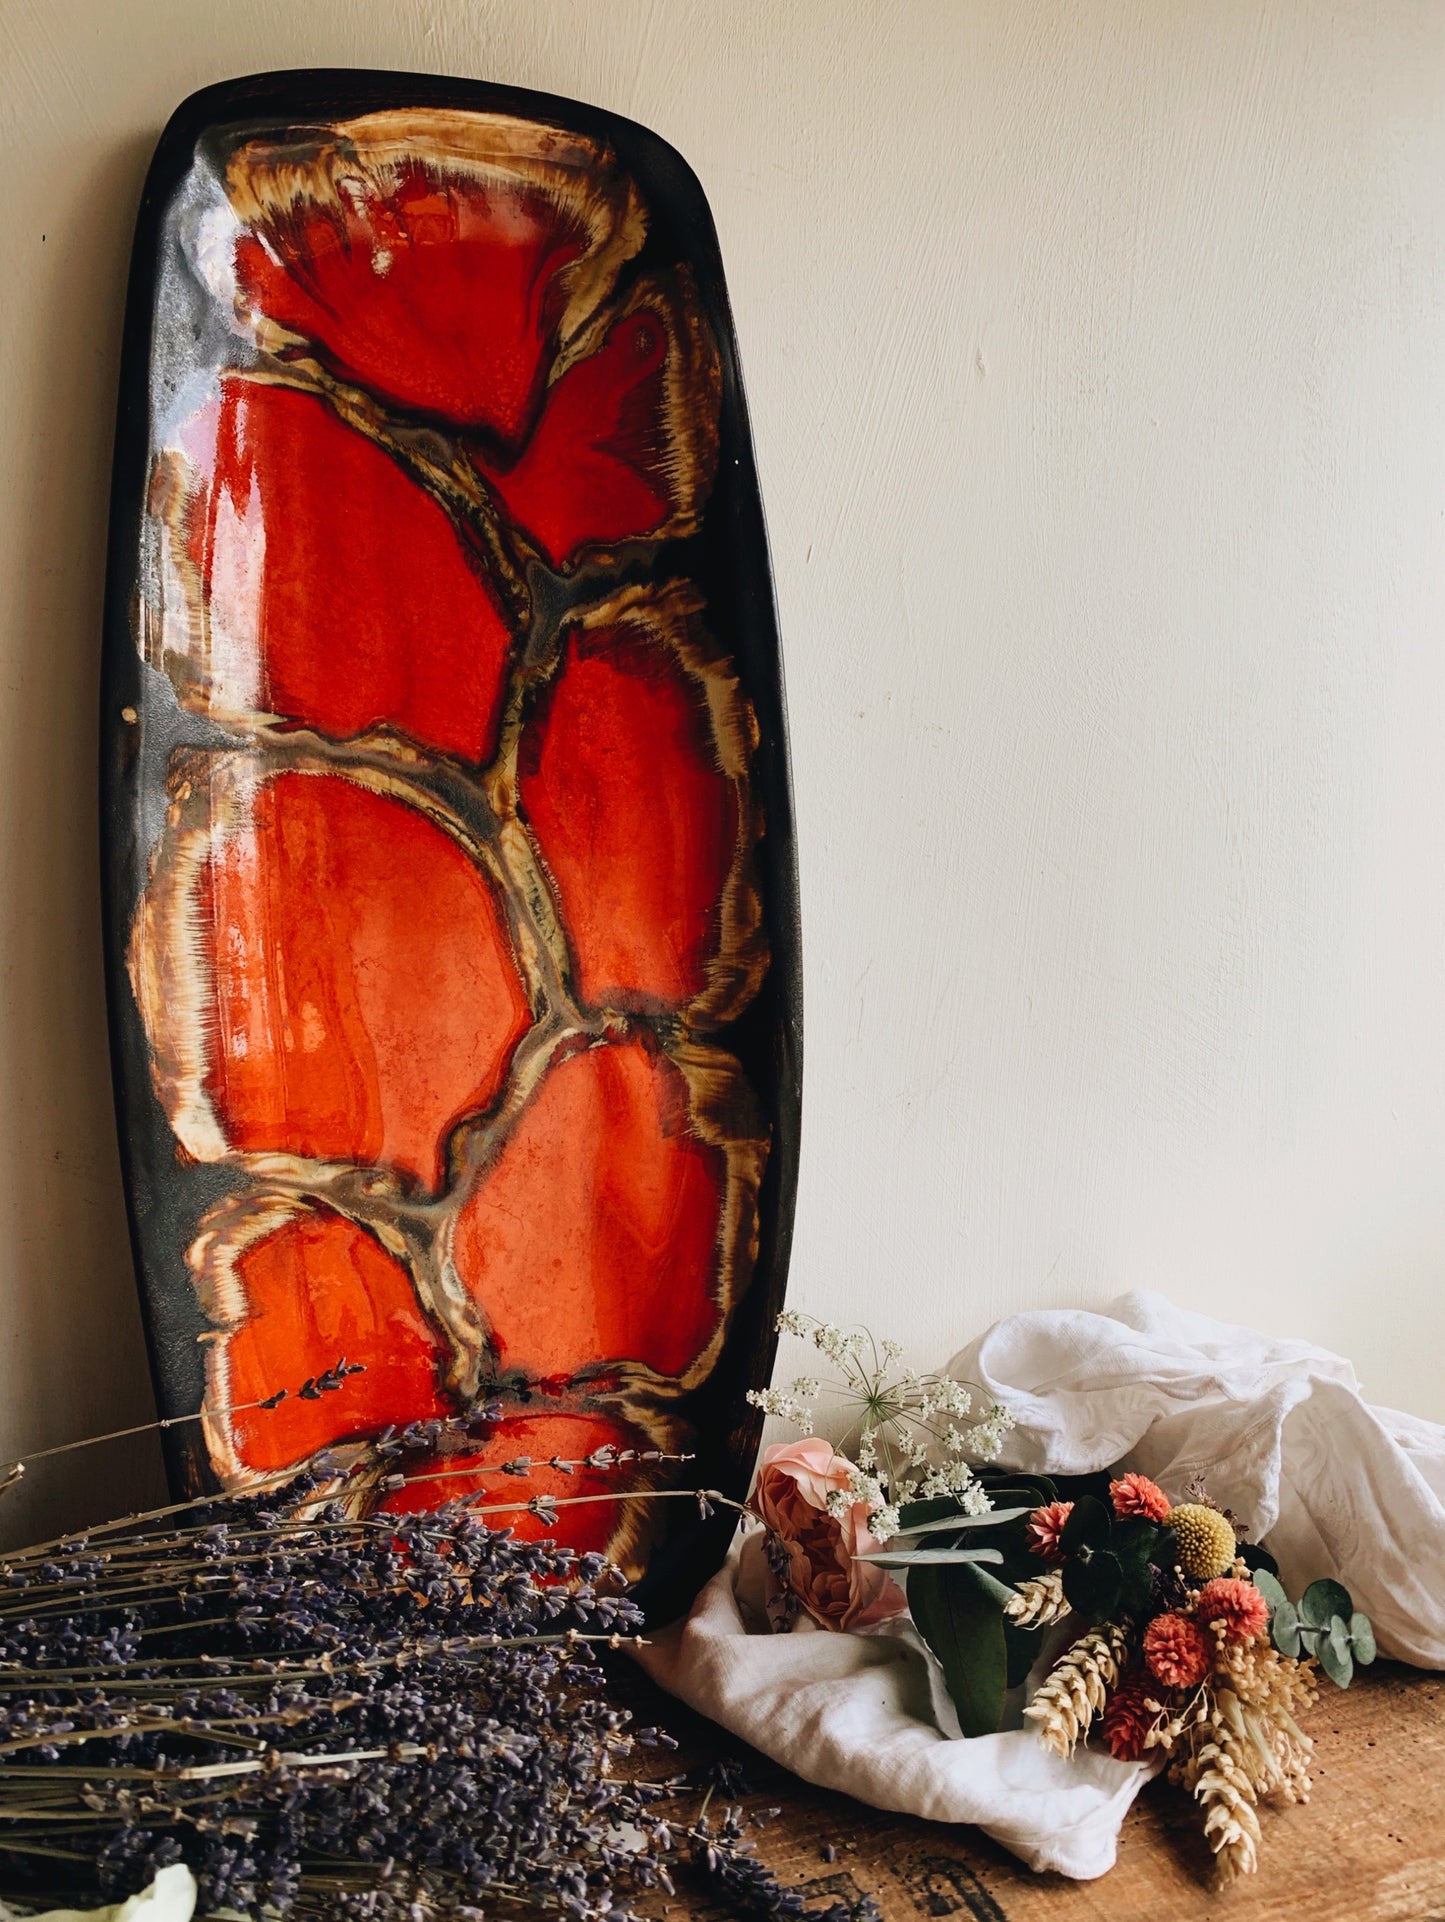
<box><xmin>747</xmin><ymin>1314</ymin><xmax>1376</xmax><ymax>1882</ymax></box>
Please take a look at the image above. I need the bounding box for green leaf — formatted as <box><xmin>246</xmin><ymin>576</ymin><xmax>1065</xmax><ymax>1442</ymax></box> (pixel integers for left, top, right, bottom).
<box><xmin>1110</xmin><ymin>1516</ymin><xmax>1165</xmax><ymax>1575</ymax></box>
<box><xmin>908</xmin><ymin>1562</ymin><xmax>1010</xmax><ymax>1738</ymax></box>
<box><xmin>1238</xmin><ymin>1541</ymin><xmax>1281</xmax><ymax>1580</ymax></box>
<box><xmin>1250</xmin><ymin>1568</ymin><xmax>1289</xmax><ymax>1614</ymax></box>
<box><xmin>978</xmin><ymin>1468</ymin><xmax>1059</xmax><ymax>1505</ymax></box>
<box><xmin>971</xmin><ymin>1484</ymin><xmax>1061</xmax><ymax>1520</ymax></box>
<box><xmin>1004</xmin><ymin>1619</ymin><xmax>1041</xmax><ymax>1690</ymax></box>
<box><xmin>1046</xmin><ymin>1470</ymin><xmax>1116</xmax><ymax>1509</ymax></box>
<box><xmin>1104</xmin><ymin>1517</ymin><xmax>1162</xmax><ymax>1614</ymax></box>
<box><xmin>895</xmin><ymin>1497</ymin><xmax>966</xmax><ymax>1532</ymax></box>
<box><xmin>1318</xmin><ymin>1619</ymin><xmax>1354</xmax><ymax>1689</ymax></box>
<box><xmin>893</xmin><ymin>1506</ymin><xmax>1033</xmax><ymax>1538</ymax></box>
<box><xmin>1349</xmin><ymin>1612</ymin><xmax>1377</xmax><ymax>1666</ymax></box>
<box><xmin>1299</xmin><ymin>1579</ymin><xmax>1353</xmax><ymax>1629</ymax></box>
<box><xmin>1058</xmin><ymin>1495</ymin><xmax>1112</xmax><ymax>1556</ymax></box>
<box><xmin>1270</xmin><ymin>1598</ymin><xmax>1302</xmax><ymax>1658</ymax></box>
<box><xmin>1062</xmin><ymin>1549</ymin><xmax>1123</xmax><ymax>1622</ymax></box>
<box><xmin>854</xmin><ymin>1546</ymin><xmax>1006</xmax><ymax>1567</ymax></box>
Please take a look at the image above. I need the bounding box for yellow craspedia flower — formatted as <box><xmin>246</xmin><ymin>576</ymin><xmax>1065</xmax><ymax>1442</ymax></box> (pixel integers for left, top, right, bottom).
<box><xmin>1167</xmin><ymin>1503</ymin><xmax>1237</xmax><ymax>1580</ymax></box>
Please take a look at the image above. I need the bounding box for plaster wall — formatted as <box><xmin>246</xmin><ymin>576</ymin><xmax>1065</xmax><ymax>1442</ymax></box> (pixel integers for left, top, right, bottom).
<box><xmin>2</xmin><ymin>0</ymin><xmax>1442</xmax><ymax>1536</ymax></box>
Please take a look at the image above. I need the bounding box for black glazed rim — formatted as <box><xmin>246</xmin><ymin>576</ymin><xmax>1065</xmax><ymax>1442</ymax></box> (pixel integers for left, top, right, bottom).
<box><xmin>99</xmin><ymin>69</ymin><xmax>802</xmax><ymax>1626</ymax></box>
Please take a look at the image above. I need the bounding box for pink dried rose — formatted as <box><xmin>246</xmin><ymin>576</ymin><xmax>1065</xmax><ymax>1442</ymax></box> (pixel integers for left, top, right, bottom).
<box><xmin>751</xmin><ymin>1438</ymin><xmax>908</xmax><ymax>1631</ymax></box>
<box><xmin>1143</xmin><ymin>1611</ymin><xmax>1212</xmax><ymax>1689</ymax></box>
<box><xmin>1195</xmin><ymin>1576</ymin><xmax>1271</xmax><ymax>1644</ymax></box>
<box><xmin>1109</xmin><ymin>1472</ymin><xmax>1172</xmax><ymax>1523</ymax></box>
<box><xmin>1025</xmin><ymin>1500</ymin><xmax>1074</xmax><ymax>1563</ymax></box>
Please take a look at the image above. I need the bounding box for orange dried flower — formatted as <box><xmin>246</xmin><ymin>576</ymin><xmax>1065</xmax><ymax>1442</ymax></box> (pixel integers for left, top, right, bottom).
<box><xmin>1109</xmin><ymin>1472</ymin><xmax>1171</xmax><ymax>1522</ymax></box>
<box><xmin>1026</xmin><ymin>1500</ymin><xmax>1074</xmax><ymax>1563</ymax></box>
<box><xmin>1101</xmin><ymin>1670</ymin><xmax>1159</xmax><ymax>1761</ymax></box>
<box><xmin>1196</xmin><ymin>1576</ymin><xmax>1270</xmax><ymax>1644</ymax></box>
<box><xmin>1143</xmin><ymin>1610</ymin><xmax>1212</xmax><ymax>1688</ymax></box>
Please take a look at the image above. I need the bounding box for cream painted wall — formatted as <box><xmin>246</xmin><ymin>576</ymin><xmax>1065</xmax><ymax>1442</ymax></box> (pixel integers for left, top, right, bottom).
<box><xmin>2</xmin><ymin>0</ymin><xmax>1443</xmax><ymax>1541</ymax></box>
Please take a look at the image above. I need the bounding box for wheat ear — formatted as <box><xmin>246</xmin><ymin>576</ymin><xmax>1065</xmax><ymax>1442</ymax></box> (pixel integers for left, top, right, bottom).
<box><xmin>1004</xmin><ymin>1569</ymin><xmax>1069</xmax><ymax>1628</ymax></box>
<box><xmin>1022</xmin><ymin>1620</ymin><xmax>1130</xmax><ymax>1756</ymax></box>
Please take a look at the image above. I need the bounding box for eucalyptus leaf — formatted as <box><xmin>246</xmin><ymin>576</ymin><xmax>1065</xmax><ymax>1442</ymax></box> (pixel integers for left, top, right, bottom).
<box><xmin>908</xmin><ymin>1562</ymin><xmax>1009</xmax><ymax>1738</ymax></box>
<box><xmin>1299</xmin><ymin>1579</ymin><xmax>1353</xmax><ymax>1630</ymax></box>
<box><xmin>1318</xmin><ymin>1627</ymin><xmax>1354</xmax><ymax>1690</ymax></box>
<box><xmin>1349</xmin><ymin>1612</ymin><xmax>1377</xmax><ymax>1666</ymax></box>
<box><xmin>1250</xmin><ymin>1568</ymin><xmax>1289</xmax><ymax>1614</ymax></box>
<box><xmin>895</xmin><ymin>1496</ymin><xmax>971</xmax><ymax>1533</ymax></box>
<box><xmin>979</xmin><ymin>1469</ymin><xmax>1059</xmax><ymax>1504</ymax></box>
<box><xmin>854</xmin><ymin>1546</ymin><xmax>1006</xmax><ymax>1568</ymax></box>
<box><xmin>892</xmin><ymin>1506</ymin><xmax>1033</xmax><ymax>1539</ymax></box>
<box><xmin>1270</xmin><ymin>1598</ymin><xmax>1302</xmax><ymax>1658</ymax></box>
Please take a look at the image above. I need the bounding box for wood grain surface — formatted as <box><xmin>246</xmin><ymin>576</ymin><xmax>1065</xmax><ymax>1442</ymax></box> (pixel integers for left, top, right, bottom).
<box><xmin>602</xmin><ymin>1659</ymin><xmax>1445</xmax><ymax>1921</ymax></box>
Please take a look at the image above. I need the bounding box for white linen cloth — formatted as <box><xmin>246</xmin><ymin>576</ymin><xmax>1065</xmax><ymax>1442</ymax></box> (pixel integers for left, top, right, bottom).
<box><xmin>0</xmin><ymin>1866</ymin><xmax>197</xmax><ymax>1922</ymax></box>
<box><xmin>635</xmin><ymin>1289</ymin><xmax>1445</xmax><ymax>1878</ymax></box>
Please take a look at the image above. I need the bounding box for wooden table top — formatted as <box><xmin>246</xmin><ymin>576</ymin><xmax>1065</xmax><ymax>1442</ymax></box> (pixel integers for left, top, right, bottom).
<box><xmin>602</xmin><ymin>1658</ymin><xmax>1445</xmax><ymax>1921</ymax></box>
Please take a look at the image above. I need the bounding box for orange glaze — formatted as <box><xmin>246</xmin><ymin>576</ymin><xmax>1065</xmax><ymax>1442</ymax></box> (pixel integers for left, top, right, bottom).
<box><xmin>218</xmin><ymin>1206</ymin><xmax>453</xmax><ymax>1474</ymax></box>
<box><xmin>189</xmin><ymin>379</ymin><xmax>512</xmax><ymax>762</ymax></box>
<box><xmin>198</xmin><ymin>771</ymin><xmax>531</xmax><ymax>1190</ymax></box>
<box><xmin>452</xmin><ymin>1036</ymin><xmax>725</xmax><ymax>1381</ymax></box>
<box><xmin>518</xmin><ymin>623</ymin><xmax>738</xmax><ymax>1012</ymax></box>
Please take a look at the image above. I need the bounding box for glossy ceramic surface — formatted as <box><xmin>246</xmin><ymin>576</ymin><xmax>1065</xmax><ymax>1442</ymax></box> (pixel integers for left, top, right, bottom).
<box><xmin>102</xmin><ymin>72</ymin><xmax>800</xmax><ymax>1616</ymax></box>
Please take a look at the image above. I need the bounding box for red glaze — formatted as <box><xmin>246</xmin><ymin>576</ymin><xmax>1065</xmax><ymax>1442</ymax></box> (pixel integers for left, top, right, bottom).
<box><xmin>215</xmin><ymin>1207</ymin><xmax>452</xmax><ymax>1475</ymax></box>
<box><xmin>189</xmin><ymin>379</ymin><xmax>511</xmax><ymax>762</ymax></box>
<box><xmin>377</xmin><ymin>1411</ymin><xmax>649</xmax><ymax>1557</ymax></box>
<box><xmin>518</xmin><ymin>621</ymin><xmax>739</xmax><ymax>1013</ymax></box>
<box><xmin>234</xmin><ymin>166</ymin><xmax>587</xmax><ymax>443</ymax></box>
<box><xmin>477</xmin><ymin>304</ymin><xmax>673</xmax><ymax>565</ymax></box>
<box><xmin>137</xmin><ymin>120</ymin><xmax>769</xmax><ymax>1549</ymax></box>
<box><xmin>199</xmin><ymin>771</ymin><xmax>530</xmax><ymax>1190</ymax></box>
<box><xmin>452</xmin><ymin>1036</ymin><xmax>726</xmax><ymax>1381</ymax></box>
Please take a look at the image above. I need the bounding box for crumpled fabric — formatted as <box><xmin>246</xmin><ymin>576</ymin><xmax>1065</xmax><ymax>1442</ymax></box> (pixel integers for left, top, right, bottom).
<box><xmin>949</xmin><ymin>1289</ymin><xmax>1445</xmax><ymax>1668</ymax></box>
<box><xmin>635</xmin><ymin>1290</ymin><xmax>1445</xmax><ymax>1878</ymax></box>
<box><xmin>0</xmin><ymin>1866</ymin><xmax>196</xmax><ymax>1922</ymax></box>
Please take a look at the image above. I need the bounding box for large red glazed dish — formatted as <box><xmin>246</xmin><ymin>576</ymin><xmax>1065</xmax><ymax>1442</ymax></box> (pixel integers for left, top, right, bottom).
<box><xmin>102</xmin><ymin>75</ymin><xmax>799</xmax><ymax>1616</ymax></box>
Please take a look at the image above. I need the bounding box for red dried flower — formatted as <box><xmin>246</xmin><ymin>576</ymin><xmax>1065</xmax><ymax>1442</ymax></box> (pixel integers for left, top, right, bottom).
<box><xmin>1195</xmin><ymin>1576</ymin><xmax>1270</xmax><ymax>1644</ymax></box>
<box><xmin>1101</xmin><ymin>1670</ymin><xmax>1159</xmax><ymax>1761</ymax></box>
<box><xmin>1109</xmin><ymin>1471</ymin><xmax>1171</xmax><ymax>1522</ymax></box>
<box><xmin>1026</xmin><ymin>1500</ymin><xmax>1074</xmax><ymax>1563</ymax></box>
<box><xmin>1143</xmin><ymin>1611</ymin><xmax>1212</xmax><ymax>1688</ymax></box>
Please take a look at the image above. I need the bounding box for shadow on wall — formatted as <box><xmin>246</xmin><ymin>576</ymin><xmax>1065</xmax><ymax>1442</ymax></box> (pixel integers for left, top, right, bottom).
<box><xmin>0</xmin><ymin>131</ymin><xmax>170</xmax><ymax>1550</ymax></box>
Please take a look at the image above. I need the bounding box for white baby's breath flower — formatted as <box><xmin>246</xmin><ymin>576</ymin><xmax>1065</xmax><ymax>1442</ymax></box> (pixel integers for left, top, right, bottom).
<box><xmin>750</xmin><ymin>1311</ymin><xmax>1012</xmax><ymax>1537</ymax></box>
<box><xmin>745</xmin><ymin>1387</ymin><xmax>815</xmax><ymax>1427</ymax></box>
<box><xmin>869</xmin><ymin>1504</ymin><xmax>901</xmax><ymax>1543</ymax></box>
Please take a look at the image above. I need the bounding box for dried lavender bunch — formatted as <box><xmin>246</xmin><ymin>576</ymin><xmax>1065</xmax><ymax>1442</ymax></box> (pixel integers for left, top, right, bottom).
<box><xmin>687</xmin><ymin>1803</ymin><xmax>883</xmax><ymax>1921</ymax></box>
<box><xmin>0</xmin><ymin>1476</ymin><xmax>675</xmax><ymax>1921</ymax></box>
<box><xmin>0</xmin><ymin>1436</ymin><xmax>882</xmax><ymax>1922</ymax></box>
